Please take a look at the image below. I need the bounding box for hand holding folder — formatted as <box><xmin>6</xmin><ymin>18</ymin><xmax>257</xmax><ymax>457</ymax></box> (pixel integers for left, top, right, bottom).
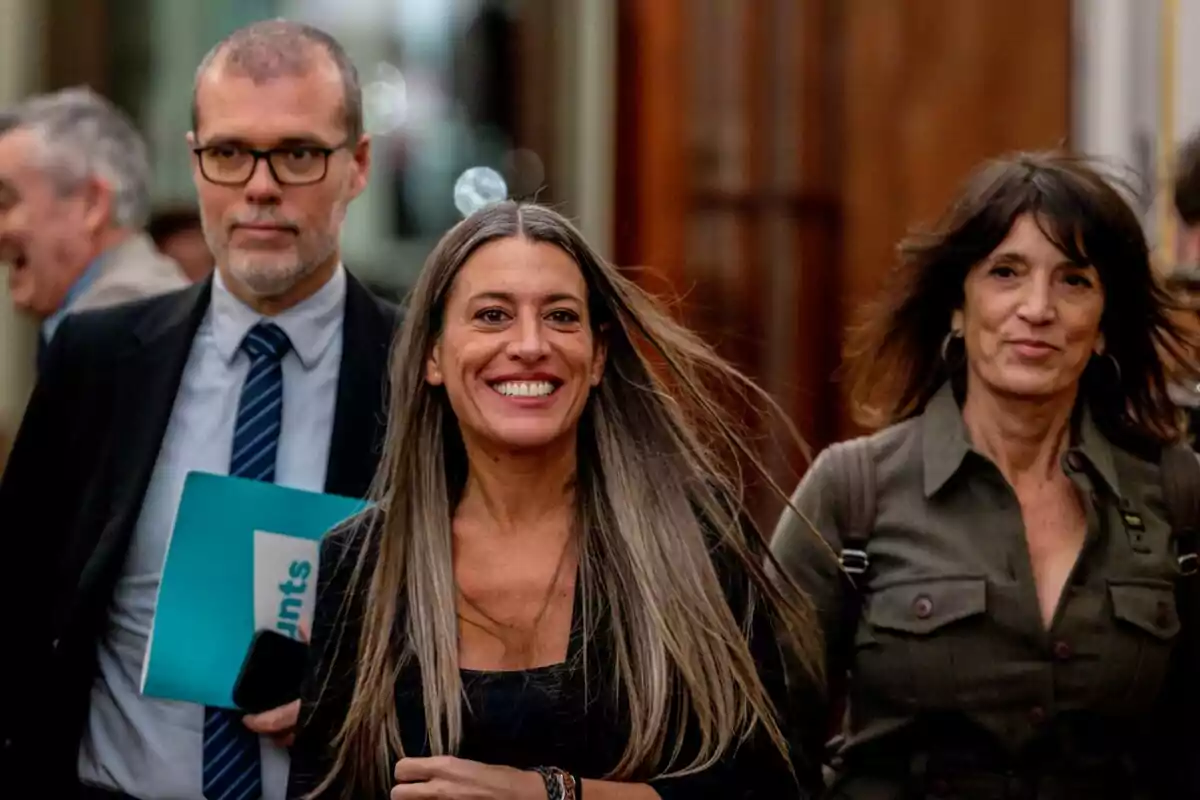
<box><xmin>141</xmin><ymin>471</ymin><xmax>366</xmax><ymax>709</ymax></box>
<box><xmin>238</xmin><ymin>621</ymin><xmax>310</xmax><ymax>746</ymax></box>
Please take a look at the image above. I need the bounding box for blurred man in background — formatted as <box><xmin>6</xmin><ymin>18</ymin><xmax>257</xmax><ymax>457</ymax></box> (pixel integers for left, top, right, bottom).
<box><xmin>0</xmin><ymin>87</ymin><xmax>188</xmax><ymax>369</ymax></box>
<box><xmin>147</xmin><ymin>205</ymin><xmax>214</xmax><ymax>282</ymax></box>
<box><xmin>1174</xmin><ymin>132</ymin><xmax>1200</xmax><ymax>272</ymax></box>
<box><xmin>1168</xmin><ymin>130</ymin><xmax>1200</xmax><ymax>447</ymax></box>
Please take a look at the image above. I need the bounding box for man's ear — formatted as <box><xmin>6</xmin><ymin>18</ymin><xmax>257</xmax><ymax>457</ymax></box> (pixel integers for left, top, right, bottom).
<box><xmin>80</xmin><ymin>175</ymin><xmax>114</xmax><ymax>235</ymax></box>
<box><xmin>347</xmin><ymin>135</ymin><xmax>371</xmax><ymax>200</ymax></box>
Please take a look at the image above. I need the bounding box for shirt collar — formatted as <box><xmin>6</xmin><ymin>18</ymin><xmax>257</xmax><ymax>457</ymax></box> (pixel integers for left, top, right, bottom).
<box><xmin>41</xmin><ymin>249</ymin><xmax>109</xmax><ymax>341</ymax></box>
<box><xmin>210</xmin><ymin>264</ymin><xmax>346</xmax><ymax>370</ymax></box>
<box><xmin>921</xmin><ymin>382</ymin><xmax>972</xmax><ymax>497</ymax></box>
<box><xmin>920</xmin><ymin>381</ymin><xmax>1122</xmax><ymax>498</ymax></box>
<box><xmin>1074</xmin><ymin>404</ymin><xmax>1122</xmax><ymax>496</ymax></box>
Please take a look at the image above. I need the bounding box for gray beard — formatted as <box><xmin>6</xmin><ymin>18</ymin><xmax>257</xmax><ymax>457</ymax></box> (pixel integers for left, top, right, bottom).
<box><xmin>223</xmin><ymin>235</ymin><xmax>338</xmax><ymax>298</ymax></box>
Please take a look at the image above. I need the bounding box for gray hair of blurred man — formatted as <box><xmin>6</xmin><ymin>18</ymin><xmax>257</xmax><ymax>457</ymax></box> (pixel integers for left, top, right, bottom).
<box><xmin>191</xmin><ymin>18</ymin><xmax>363</xmax><ymax>141</ymax></box>
<box><xmin>4</xmin><ymin>87</ymin><xmax>152</xmax><ymax>229</ymax></box>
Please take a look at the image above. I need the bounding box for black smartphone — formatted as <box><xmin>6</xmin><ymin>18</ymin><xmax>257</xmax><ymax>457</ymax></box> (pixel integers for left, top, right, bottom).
<box><xmin>232</xmin><ymin>629</ymin><xmax>310</xmax><ymax>713</ymax></box>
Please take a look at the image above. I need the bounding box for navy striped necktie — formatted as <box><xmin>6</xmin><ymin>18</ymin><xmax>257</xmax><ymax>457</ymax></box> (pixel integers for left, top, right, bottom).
<box><xmin>202</xmin><ymin>321</ymin><xmax>292</xmax><ymax>800</ymax></box>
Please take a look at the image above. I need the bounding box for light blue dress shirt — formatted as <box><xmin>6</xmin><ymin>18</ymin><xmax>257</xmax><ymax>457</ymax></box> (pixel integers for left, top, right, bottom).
<box><xmin>42</xmin><ymin>251</ymin><xmax>106</xmax><ymax>341</ymax></box>
<box><xmin>77</xmin><ymin>265</ymin><xmax>347</xmax><ymax>800</ymax></box>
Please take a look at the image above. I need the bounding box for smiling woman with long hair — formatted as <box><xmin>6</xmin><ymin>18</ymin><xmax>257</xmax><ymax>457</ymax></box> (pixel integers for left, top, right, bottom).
<box><xmin>286</xmin><ymin>202</ymin><xmax>826</xmax><ymax>800</ymax></box>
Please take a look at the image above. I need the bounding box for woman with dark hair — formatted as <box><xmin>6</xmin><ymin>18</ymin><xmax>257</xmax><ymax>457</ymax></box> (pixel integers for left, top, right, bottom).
<box><xmin>287</xmin><ymin>202</ymin><xmax>826</xmax><ymax>799</ymax></box>
<box><xmin>773</xmin><ymin>151</ymin><xmax>1200</xmax><ymax>798</ymax></box>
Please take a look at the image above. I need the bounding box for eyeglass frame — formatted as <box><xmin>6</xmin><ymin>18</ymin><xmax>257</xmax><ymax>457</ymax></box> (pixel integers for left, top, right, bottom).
<box><xmin>191</xmin><ymin>137</ymin><xmax>355</xmax><ymax>187</ymax></box>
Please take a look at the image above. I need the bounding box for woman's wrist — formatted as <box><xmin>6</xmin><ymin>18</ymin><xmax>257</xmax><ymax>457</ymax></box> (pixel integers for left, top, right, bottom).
<box><xmin>531</xmin><ymin>766</ymin><xmax>580</xmax><ymax>800</ymax></box>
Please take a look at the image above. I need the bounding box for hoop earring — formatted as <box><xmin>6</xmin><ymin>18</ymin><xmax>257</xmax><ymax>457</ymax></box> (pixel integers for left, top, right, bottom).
<box><xmin>1103</xmin><ymin>352</ymin><xmax>1122</xmax><ymax>385</ymax></box>
<box><xmin>940</xmin><ymin>330</ymin><xmax>964</xmax><ymax>365</ymax></box>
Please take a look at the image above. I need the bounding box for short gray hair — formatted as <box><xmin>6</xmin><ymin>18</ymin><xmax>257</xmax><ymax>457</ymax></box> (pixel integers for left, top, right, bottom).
<box><xmin>6</xmin><ymin>87</ymin><xmax>151</xmax><ymax>228</ymax></box>
<box><xmin>193</xmin><ymin>19</ymin><xmax>362</xmax><ymax>141</ymax></box>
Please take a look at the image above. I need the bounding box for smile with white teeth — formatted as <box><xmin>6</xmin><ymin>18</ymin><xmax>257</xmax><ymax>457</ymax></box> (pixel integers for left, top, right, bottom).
<box><xmin>492</xmin><ymin>380</ymin><xmax>557</xmax><ymax>398</ymax></box>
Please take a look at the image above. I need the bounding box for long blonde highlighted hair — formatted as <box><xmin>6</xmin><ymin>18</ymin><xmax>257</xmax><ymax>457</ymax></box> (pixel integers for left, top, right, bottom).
<box><xmin>314</xmin><ymin>202</ymin><xmax>823</xmax><ymax>797</ymax></box>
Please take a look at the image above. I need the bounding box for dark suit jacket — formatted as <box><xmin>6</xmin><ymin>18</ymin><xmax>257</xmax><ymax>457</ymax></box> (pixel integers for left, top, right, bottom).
<box><xmin>0</xmin><ymin>272</ymin><xmax>398</xmax><ymax>792</ymax></box>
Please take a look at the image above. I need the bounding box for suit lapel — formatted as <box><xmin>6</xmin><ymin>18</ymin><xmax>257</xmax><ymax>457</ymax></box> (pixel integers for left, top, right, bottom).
<box><xmin>73</xmin><ymin>280</ymin><xmax>212</xmax><ymax>605</ymax></box>
<box><xmin>324</xmin><ymin>274</ymin><xmax>397</xmax><ymax>498</ymax></box>
<box><xmin>74</xmin><ymin>274</ymin><xmax>391</xmax><ymax>603</ymax></box>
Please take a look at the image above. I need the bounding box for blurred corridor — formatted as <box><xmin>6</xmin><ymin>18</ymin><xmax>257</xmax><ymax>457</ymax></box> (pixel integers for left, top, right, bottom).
<box><xmin>1</xmin><ymin>0</ymin><xmax>1198</xmax><ymax>514</ymax></box>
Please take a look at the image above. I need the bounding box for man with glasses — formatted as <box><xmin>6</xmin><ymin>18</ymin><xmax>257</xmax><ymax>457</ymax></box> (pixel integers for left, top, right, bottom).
<box><xmin>0</xmin><ymin>20</ymin><xmax>398</xmax><ymax>800</ymax></box>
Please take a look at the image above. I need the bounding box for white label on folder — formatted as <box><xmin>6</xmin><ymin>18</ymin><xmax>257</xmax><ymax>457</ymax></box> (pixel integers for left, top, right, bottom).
<box><xmin>253</xmin><ymin>530</ymin><xmax>320</xmax><ymax>640</ymax></box>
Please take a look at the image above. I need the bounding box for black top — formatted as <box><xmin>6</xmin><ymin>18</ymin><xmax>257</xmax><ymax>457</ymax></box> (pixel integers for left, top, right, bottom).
<box><xmin>287</xmin><ymin>513</ymin><xmax>820</xmax><ymax>799</ymax></box>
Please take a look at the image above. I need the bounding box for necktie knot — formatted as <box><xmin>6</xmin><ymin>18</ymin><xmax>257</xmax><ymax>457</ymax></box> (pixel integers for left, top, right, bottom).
<box><xmin>241</xmin><ymin>322</ymin><xmax>291</xmax><ymax>362</ymax></box>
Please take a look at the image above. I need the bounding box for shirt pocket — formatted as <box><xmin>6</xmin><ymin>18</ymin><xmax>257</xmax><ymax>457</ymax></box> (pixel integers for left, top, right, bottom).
<box><xmin>1103</xmin><ymin>578</ymin><xmax>1180</xmax><ymax>708</ymax></box>
<box><xmin>855</xmin><ymin>576</ymin><xmax>988</xmax><ymax>710</ymax></box>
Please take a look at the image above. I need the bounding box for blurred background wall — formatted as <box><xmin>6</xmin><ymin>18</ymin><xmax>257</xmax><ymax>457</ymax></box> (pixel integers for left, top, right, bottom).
<box><xmin>2</xmin><ymin>0</ymin><xmax>1200</xmax><ymax>505</ymax></box>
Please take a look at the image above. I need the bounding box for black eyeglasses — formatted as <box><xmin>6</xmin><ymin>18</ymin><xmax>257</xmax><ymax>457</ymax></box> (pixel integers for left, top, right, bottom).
<box><xmin>192</xmin><ymin>139</ymin><xmax>352</xmax><ymax>187</ymax></box>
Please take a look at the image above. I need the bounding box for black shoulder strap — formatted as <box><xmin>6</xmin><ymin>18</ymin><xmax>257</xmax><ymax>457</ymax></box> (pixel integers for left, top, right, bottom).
<box><xmin>1161</xmin><ymin>443</ymin><xmax>1200</xmax><ymax>576</ymax></box>
<box><xmin>822</xmin><ymin>438</ymin><xmax>878</xmax><ymax>755</ymax></box>
<box><xmin>1161</xmin><ymin>443</ymin><xmax>1200</xmax><ymax>697</ymax></box>
<box><xmin>827</xmin><ymin>437</ymin><xmax>878</xmax><ymax>582</ymax></box>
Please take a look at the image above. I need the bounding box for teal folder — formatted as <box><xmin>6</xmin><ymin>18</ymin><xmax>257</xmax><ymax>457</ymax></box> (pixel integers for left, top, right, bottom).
<box><xmin>140</xmin><ymin>471</ymin><xmax>367</xmax><ymax>708</ymax></box>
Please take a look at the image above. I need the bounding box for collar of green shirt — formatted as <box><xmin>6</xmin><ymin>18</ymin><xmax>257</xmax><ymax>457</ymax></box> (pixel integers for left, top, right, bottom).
<box><xmin>920</xmin><ymin>380</ymin><xmax>1121</xmax><ymax>498</ymax></box>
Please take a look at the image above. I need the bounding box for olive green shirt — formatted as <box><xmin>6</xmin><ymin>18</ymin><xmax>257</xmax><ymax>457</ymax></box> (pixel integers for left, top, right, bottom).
<box><xmin>771</xmin><ymin>383</ymin><xmax>1200</xmax><ymax>798</ymax></box>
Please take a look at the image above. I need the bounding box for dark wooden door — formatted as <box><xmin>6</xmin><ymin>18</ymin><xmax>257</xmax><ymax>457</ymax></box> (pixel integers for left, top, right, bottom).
<box><xmin>614</xmin><ymin>0</ymin><xmax>1071</xmax><ymax>522</ymax></box>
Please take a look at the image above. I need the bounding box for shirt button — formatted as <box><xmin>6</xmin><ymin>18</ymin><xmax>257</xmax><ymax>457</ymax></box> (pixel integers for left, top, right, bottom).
<box><xmin>913</xmin><ymin>595</ymin><xmax>934</xmax><ymax>619</ymax></box>
<box><xmin>1052</xmin><ymin>640</ymin><xmax>1072</xmax><ymax>660</ymax></box>
<box><xmin>1064</xmin><ymin>452</ymin><xmax>1085</xmax><ymax>471</ymax></box>
<box><xmin>1028</xmin><ymin>705</ymin><xmax>1046</xmax><ymax>725</ymax></box>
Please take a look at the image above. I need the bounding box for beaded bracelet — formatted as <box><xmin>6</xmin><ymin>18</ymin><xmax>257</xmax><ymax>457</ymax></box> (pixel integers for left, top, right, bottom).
<box><xmin>532</xmin><ymin>766</ymin><xmax>580</xmax><ymax>800</ymax></box>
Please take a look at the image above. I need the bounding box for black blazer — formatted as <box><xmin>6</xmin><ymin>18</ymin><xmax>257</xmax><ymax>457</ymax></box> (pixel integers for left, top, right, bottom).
<box><xmin>0</xmin><ymin>272</ymin><xmax>399</xmax><ymax>790</ymax></box>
